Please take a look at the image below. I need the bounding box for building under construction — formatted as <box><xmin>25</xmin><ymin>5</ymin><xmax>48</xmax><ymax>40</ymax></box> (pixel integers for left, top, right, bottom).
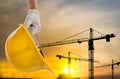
<box><xmin>57</xmin><ymin>74</ymin><xmax>80</xmax><ymax>79</ymax></box>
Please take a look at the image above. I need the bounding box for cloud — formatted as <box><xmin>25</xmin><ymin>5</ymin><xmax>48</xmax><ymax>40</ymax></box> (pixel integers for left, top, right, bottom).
<box><xmin>0</xmin><ymin>1</ymin><xmax>120</xmax><ymax>78</ymax></box>
<box><xmin>37</xmin><ymin>0</ymin><xmax>120</xmax><ymax>30</ymax></box>
<box><xmin>42</xmin><ymin>0</ymin><xmax>120</xmax><ymax>30</ymax></box>
<box><xmin>0</xmin><ymin>0</ymin><xmax>27</xmax><ymax>61</ymax></box>
<box><xmin>56</xmin><ymin>0</ymin><xmax>120</xmax><ymax>10</ymax></box>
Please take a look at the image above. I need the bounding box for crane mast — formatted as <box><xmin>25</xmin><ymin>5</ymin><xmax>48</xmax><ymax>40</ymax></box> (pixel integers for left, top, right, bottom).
<box><xmin>88</xmin><ymin>28</ymin><xmax>94</xmax><ymax>79</ymax></box>
<box><xmin>112</xmin><ymin>60</ymin><xmax>114</xmax><ymax>79</ymax></box>
<box><xmin>68</xmin><ymin>52</ymin><xmax>71</xmax><ymax>77</ymax></box>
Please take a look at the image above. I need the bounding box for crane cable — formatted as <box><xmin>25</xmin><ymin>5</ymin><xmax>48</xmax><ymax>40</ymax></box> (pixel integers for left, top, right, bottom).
<box><xmin>56</xmin><ymin>28</ymin><xmax>106</xmax><ymax>43</ymax></box>
<box><xmin>93</xmin><ymin>29</ymin><xmax>105</xmax><ymax>36</ymax></box>
<box><xmin>56</xmin><ymin>29</ymin><xmax>90</xmax><ymax>42</ymax></box>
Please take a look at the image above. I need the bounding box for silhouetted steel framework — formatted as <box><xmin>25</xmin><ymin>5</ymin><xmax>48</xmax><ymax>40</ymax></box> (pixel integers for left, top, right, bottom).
<box><xmin>56</xmin><ymin>52</ymin><xmax>99</xmax><ymax>78</ymax></box>
<box><xmin>96</xmin><ymin>60</ymin><xmax>120</xmax><ymax>79</ymax></box>
<box><xmin>40</xmin><ymin>28</ymin><xmax>116</xmax><ymax>79</ymax></box>
<box><xmin>57</xmin><ymin>52</ymin><xmax>75</xmax><ymax>77</ymax></box>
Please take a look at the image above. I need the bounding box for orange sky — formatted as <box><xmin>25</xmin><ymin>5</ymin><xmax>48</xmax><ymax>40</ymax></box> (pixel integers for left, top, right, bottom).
<box><xmin>0</xmin><ymin>0</ymin><xmax>120</xmax><ymax>79</ymax></box>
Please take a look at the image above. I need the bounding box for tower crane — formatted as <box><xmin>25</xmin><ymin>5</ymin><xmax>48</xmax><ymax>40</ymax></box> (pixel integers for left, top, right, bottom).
<box><xmin>96</xmin><ymin>60</ymin><xmax>120</xmax><ymax>79</ymax></box>
<box><xmin>56</xmin><ymin>51</ymin><xmax>100</xmax><ymax>77</ymax></box>
<box><xmin>40</xmin><ymin>28</ymin><xmax>116</xmax><ymax>79</ymax></box>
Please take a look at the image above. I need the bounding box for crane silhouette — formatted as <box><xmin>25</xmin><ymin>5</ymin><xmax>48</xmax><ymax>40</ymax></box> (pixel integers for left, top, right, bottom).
<box><xmin>56</xmin><ymin>51</ymin><xmax>100</xmax><ymax>77</ymax></box>
<box><xmin>96</xmin><ymin>60</ymin><xmax>120</xmax><ymax>79</ymax></box>
<box><xmin>40</xmin><ymin>28</ymin><xmax>115</xmax><ymax>79</ymax></box>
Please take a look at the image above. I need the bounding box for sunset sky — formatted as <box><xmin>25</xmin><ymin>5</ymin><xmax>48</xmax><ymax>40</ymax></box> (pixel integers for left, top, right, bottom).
<box><xmin>0</xmin><ymin>0</ymin><xmax>120</xmax><ymax>79</ymax></box>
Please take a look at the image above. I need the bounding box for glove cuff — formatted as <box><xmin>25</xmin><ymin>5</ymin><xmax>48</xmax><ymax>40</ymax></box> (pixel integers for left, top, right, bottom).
<box><xmin>28</xmin><ymin>9</ymin><xmax>40</xmax><ymax>15</ymax></box>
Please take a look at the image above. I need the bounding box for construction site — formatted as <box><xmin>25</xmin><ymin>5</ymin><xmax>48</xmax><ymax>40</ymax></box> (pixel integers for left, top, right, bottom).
<box><xmin>0</xmin><ymin>0</ymin><xmax>120</xmax><ymax>79</ymax></box>
<box><xmin>40</xmin><ymin>28</ymin><xmax>116</xmax><ymax>79</ymax></box>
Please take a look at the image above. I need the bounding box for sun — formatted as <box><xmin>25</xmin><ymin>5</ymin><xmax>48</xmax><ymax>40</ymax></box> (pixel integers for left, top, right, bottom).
<box><xmin>63</xmin><ymin>67</ymin><xmax>74</xmax><ymax>74</ymax></box>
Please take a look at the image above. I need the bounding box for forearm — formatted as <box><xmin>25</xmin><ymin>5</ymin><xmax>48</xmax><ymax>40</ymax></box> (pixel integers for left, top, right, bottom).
<box><xmin>27</xmin><ymin>0</ymin><xmax>38</xmax><ymax>9</ymax></box>
<box><xmin>25</xmin><ymin>0</ymin><xmax>41</xmax><ymax>35</ymax></box>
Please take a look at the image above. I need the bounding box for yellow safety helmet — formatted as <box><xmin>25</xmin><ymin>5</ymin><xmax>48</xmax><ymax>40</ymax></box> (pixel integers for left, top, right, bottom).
<box><xmin>5</xmin><ymin>24</ymin><xmax>53</xmax><ymax>75</ymax></box>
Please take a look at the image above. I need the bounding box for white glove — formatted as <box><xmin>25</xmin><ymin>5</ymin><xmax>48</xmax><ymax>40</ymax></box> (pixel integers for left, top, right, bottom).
<box><xmin>24</xmin><ymin>9</ymin><xmax>41</xmax><ymax>35</ymax></box>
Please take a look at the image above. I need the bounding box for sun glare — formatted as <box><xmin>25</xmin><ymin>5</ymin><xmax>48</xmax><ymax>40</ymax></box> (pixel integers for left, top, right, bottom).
<box><xmin>63</xmin><ymin>68</ymin><xmax>74</xmax><ymax>74</ymax></box>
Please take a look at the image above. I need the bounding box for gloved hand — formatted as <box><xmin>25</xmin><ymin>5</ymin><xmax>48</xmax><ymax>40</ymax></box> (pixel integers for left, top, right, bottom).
<box><xmin>24</xmin><ymin>9</ymin><xmax>41</xmax><ymax>35</ymax></box>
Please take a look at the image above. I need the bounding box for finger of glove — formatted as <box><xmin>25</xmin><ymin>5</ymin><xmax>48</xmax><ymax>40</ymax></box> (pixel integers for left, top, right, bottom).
<box><xmin>24</xmin><ymin>14</ymin><xmax>32</xmax><ymax>28</ymax></box>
